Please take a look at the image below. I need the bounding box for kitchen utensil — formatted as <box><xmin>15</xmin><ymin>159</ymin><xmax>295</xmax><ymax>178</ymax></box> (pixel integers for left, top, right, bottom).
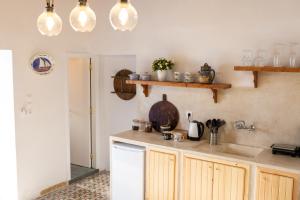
<box><xmin>129</xmin><ymin>73</ymin><xmax>140</xmax><ymax>80</ymax></box>
<box><xmin>206</xmin><ymin>119</ymin><xmax>226</xmax><ymax>145</ymax></box>
<box><xmin>198</xmin><ymin>63</ymin><xmax>215</xmax><ymax>84</ymax></box>
<box><xmin>113</xmin><ymin>69</ymin><xmax>136</xmax><ymax>101</ymax></box>
<box><xmin>210</xmin><ymin>132</ymin><xmax>218</xmax><ymax>145</ymax></box>
<box><xmin>149</xmin><ymin>94</ymin><xmax>179</xmax><ymax>132</ymax></box>
<box><xmin>188</xmin><ymin>120</ymin><xmax>205</xmax><ymax>141</ymax></box>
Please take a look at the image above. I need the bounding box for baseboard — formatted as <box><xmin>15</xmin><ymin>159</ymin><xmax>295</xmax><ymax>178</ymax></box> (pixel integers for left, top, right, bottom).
<box><xmin>40</xmin><ymin>181</ymin><xmax>68</xmax><ymax>196</ymax></box>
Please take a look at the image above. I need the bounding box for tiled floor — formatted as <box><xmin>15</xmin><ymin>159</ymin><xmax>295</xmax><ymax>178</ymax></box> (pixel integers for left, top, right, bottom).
<box><xmin>37</xmin><ymin>171</ymin><xmax>110</xmax><ymax>200</ymax></box>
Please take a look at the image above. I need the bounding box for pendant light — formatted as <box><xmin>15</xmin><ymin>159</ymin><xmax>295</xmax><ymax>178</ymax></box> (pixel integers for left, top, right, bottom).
<box><xmin>37</xmin><ymin>0</ymin><xmax>62</xmax><ymax>36</ymax></box>
<box><xmin>70</xmin><ymin>0</ymin><xmax>96</xmax><ymax>32</ymax></box>
<box><xmin>109</xmin><ymin>0</ymin><xmax>138</xmax><ymax>31</ymax></box>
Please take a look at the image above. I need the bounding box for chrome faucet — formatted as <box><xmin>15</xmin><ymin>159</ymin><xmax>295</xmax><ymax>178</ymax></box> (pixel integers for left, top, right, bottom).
<box><xmin>234</xmin><ymin>120</ymin><xmax>255</xmax><ymax>132</ymax></box>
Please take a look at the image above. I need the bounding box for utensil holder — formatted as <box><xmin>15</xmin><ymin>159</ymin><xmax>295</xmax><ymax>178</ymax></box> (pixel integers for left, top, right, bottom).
<box><xmin>210</xmin><ymin>132</ymin><xmax>218</xmax><ymax>145</ymax></box>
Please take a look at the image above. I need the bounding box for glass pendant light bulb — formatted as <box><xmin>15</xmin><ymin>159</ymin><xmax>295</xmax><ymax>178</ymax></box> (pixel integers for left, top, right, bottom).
<box><xmin>109</xmin><ymin>0</ymin><xmax>138</xmax><ymax>31</ymax></box>
<box><xmin>70</xmin><ymin>0</ymin><xmax>96</xmax><ymax>32</ymax></box>
<box><xmin>37</xmin><ymin>0</ymin><xmax>62</xmax><ymax>37</ymax></box>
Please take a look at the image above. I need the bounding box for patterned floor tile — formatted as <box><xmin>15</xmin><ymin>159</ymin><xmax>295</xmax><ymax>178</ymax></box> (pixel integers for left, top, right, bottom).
<box><xmin>37</xmin><ymin>172</ymin><xmax>110</xmax><ymax>200</ymax></box>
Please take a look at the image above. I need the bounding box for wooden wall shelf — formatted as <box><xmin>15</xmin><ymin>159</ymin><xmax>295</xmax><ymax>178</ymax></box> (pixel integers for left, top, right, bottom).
<box><xmin>126</xmin><ymin>80</ymin><xmax>232</xmax><ymax>103</ymax></box>
<box><xmin>234</xmin><ymin>66</ymin><xmax>300</xmax><ymax>88</ymax></box>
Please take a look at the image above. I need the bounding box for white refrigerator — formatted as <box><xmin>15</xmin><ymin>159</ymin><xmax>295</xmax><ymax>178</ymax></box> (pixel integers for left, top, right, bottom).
<box><xmin>111</xmin><ymin>143</ymin><xmax>145</xmax><ymax>200</ymax></box>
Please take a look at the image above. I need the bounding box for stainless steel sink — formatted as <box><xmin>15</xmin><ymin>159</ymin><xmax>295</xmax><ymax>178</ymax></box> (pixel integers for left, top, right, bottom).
<box><xmin>217</xmin><ymin>143</ymin><xmax>264</xmax><ymax>158</ymax></box>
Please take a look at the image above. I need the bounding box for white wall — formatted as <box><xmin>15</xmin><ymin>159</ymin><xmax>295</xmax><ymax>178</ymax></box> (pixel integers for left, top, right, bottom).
<box><xmin>97</xmin><ymin>55</ymin><xmax>137</xmax><ymax>170</ymax></box>
<box><xmin>0</xmin><ymin>50</ymin><xmax>18</xmax><ymax>200</ymax></box>
<box><xmin>0</xmin><ymin>1</ymin><xmax>96</xmax><ymax>199</ymax></box>
<box><xmin>92</xmin><ymin>0</ymin><xmax>300</xmax><ymax>148</ymax></box>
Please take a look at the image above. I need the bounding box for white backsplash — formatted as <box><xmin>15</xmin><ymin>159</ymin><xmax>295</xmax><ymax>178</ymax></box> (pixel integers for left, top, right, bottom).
<box><xmin>137</xmin><ymin>73</ymin><xmax>300</xmax><ymax>148</ymax></box>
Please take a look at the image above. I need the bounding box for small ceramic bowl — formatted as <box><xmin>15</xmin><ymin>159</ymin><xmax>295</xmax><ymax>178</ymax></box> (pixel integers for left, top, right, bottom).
<box><xmin>129</xmin><ymin>73</ymin><xmax>140</xmax><ymax>80</ymax></box>
<box><xmin>141</xmin><ymin>73</ymin><xmax>151</xmax><ymax>81</ymax></box>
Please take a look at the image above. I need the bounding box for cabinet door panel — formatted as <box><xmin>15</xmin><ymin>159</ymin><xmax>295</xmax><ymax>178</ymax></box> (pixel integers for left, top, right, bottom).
<box><xmin>213</xmin><ymin>163</ymin><xmax>246</xmax><ymax>200</ymax></box>
<box><xmin>147</xmin><ymin>150</ymin><xmax>176</xmax><ymax>200</ymax></box>
<box><xmin>183</xmin><ymin>156</ymin><xmax>214</xmax><ymax>200</ymax></box>
<box><xmin>257</xmin><ymin>172</ymin><xmax>294</xmax><ymax>200</ymax></box>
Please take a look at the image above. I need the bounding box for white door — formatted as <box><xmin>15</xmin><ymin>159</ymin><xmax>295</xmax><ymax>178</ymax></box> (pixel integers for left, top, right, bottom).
<box><xmin>68</xmin><ymin>57</ymin><xmax>91</xmax><ymax>167</ymax></box>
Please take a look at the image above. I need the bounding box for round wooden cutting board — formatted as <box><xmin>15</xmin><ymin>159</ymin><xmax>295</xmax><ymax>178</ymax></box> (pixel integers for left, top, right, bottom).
<box><xmin>149</xmin><ymin>94</ymin><xmax>179</xmax><ymax>132</ymax></box>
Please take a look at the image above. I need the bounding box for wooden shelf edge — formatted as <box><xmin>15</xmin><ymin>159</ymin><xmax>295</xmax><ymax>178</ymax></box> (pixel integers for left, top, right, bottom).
<box><xmin>234</xmin><ymin>66</ymin><xmax>300</xmax><ymax>73</ymax></box>
<box><xmin>234</xmin><ymin>66</ymin><xmax>300</xmax><ymax>88</ymax></box>
<box><xmin>126</xmin><ymin>80</ymin><xmax>232</xmax><ymax>90</ymax></box>
<box><xmin>126</xmin><ymin>80</ymin><xmax>231</xmax><ymax>103</ymax></box>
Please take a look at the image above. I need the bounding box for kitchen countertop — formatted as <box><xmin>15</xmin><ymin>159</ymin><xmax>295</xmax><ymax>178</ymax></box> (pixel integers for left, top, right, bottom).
<box><xmin>111</xmin><ymin>130</ymin><xmax>300</xmax><ymax>174</ymax></box>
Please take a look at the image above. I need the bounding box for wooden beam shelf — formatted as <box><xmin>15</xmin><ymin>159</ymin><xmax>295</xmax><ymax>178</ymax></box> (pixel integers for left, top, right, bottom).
<box><xmin>234</xmin><ymin>66</ymin><xmax>300</xmax><ymax>88</ymax></box>
<box><xmin>126</xmin><ymin>80</ymin><xmax>232</xmax><ymax>103</ymax></box>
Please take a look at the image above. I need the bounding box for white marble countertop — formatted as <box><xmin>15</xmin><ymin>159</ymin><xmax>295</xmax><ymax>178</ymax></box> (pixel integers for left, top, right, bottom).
<box><xmin>111</xmin><ymin>130</ymin><xmax>300</xmax><ymax>174</ymax></box>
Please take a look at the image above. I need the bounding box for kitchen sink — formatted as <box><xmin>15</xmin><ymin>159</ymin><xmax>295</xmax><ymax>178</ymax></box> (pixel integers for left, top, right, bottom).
<box><xmin>218</xmin><ymin>143</ymin><xmax>264</xmax><ymax>158</ymax></box>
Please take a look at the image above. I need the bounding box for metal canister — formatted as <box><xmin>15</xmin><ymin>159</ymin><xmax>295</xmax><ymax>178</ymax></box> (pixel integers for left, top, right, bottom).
<box><xmin>210</xmin><ymin>132</ymin><xmax>218</xmax><ymax>145</ymax></box>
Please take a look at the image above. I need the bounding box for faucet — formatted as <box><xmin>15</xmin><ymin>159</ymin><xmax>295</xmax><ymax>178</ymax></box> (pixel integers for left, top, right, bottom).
<box><xmin>234</xmin><ymin>120</ymin><xmax>255</xmax><ymax>132</ymax></box>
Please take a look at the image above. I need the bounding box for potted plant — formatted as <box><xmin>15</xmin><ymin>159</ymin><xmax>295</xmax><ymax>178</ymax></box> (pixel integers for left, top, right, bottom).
<box><xmin>152</xmin><ymin>58</ymin><xmax>174</xmax><ymax>81</ymax></box>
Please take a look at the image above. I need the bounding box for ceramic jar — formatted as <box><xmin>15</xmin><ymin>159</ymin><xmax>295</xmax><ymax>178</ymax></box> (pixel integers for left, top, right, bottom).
<box><xmin>141</xmin><ymin>73</ymin><xmax>151</xmax><ymax>81</ymax></box>
<box><xmin>129</xmin><ymin>73</ymin><xmax>140</xmax><ymax>80</ymax></box>
<box><xmin>198</xmin><ymin>63</ymin><xmax>215</xmax><ymax>84</ymax></box>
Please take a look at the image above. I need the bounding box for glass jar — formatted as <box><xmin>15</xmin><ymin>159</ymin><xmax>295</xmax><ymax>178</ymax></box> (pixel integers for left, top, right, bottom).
<box><xmin>139</xmin><ymin>120</ymin><xmax>146</xmax><ymax>132</ymax></box>
<box><xmin>132</xmin><ymin>119</ymin><xmax>140</xmax><ymax>131</ymax></box>
<box><xmin>145</xmin><ymin>122</ymin><xmax>152</xmax><ymax>133</ymax></box>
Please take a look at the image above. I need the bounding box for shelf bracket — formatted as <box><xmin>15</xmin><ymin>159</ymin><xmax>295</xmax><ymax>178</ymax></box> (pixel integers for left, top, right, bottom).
<box><xmin>253</xmin><ymin>71</ymin><xmax>258</xmax><ymax>88</ymax></box>
<box><xmin>211</xmin><ymin>89</ymin><xmax>218</xmax><ymax>103</ymax></box>
<box><xmin>141</xmin><ymin>84</ymin><xmax>149</xmax><ymax>97</ymax></box>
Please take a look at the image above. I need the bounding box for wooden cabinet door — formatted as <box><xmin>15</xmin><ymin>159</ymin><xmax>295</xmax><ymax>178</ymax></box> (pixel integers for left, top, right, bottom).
<box><xmin>146</xmin><ymin>148</ymin><xmax>177</xmax><ymax>200</ymax></box>
<box><xmin>212</xmin><ymin>163</ymin><xmax>246</xmax><ymax>200</ymax></box>
<box><xmin>183</xmin><ymin>156</ymin><xmax>214</xmax><ymax>200</ymax></box>
<box><xmin>257</xmin><ymin>172</ymin><xmax>294</xmax><ymax>200</ymax></box>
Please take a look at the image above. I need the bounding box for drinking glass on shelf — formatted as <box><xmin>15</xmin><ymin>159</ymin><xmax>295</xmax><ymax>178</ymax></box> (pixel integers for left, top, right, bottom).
<box><xmin>241</xmin><ymin>49</ymin><xmax>254</xmax><ymax>66</ymax></box>
<box><xmin>254</xmin><ymin>49</ymin><xmax>267</xmax><ymax>67</ymax></box>
<box><xmin>273</xmin><ymin>43</ymin><xmax>284</xmax><ymax>67</ymax></box>
<box><xmin>289</xmin><ymin>42</ymin><xmax>298</xmax><ymax>68</ymax></box>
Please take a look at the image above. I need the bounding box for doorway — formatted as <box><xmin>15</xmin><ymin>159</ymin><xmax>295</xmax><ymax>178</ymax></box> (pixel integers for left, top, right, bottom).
<box><xmin>68</xmin><ymin>56</ymin><xmax>98</xmax><ymax>182</ymax></box>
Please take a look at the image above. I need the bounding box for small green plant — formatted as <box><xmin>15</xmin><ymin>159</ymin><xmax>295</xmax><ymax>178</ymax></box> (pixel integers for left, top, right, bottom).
<box><xmin>152</xmin><ymin>58</ymin><xmax>174</xmax><ymax>71</ymax></box>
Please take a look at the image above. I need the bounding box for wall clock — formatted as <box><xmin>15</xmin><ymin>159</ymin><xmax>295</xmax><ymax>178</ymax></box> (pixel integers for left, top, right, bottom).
<box><xmin>30</xmin><ymin>53</ymin><xmax>55</xmax><ymax>75</ymax></box>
